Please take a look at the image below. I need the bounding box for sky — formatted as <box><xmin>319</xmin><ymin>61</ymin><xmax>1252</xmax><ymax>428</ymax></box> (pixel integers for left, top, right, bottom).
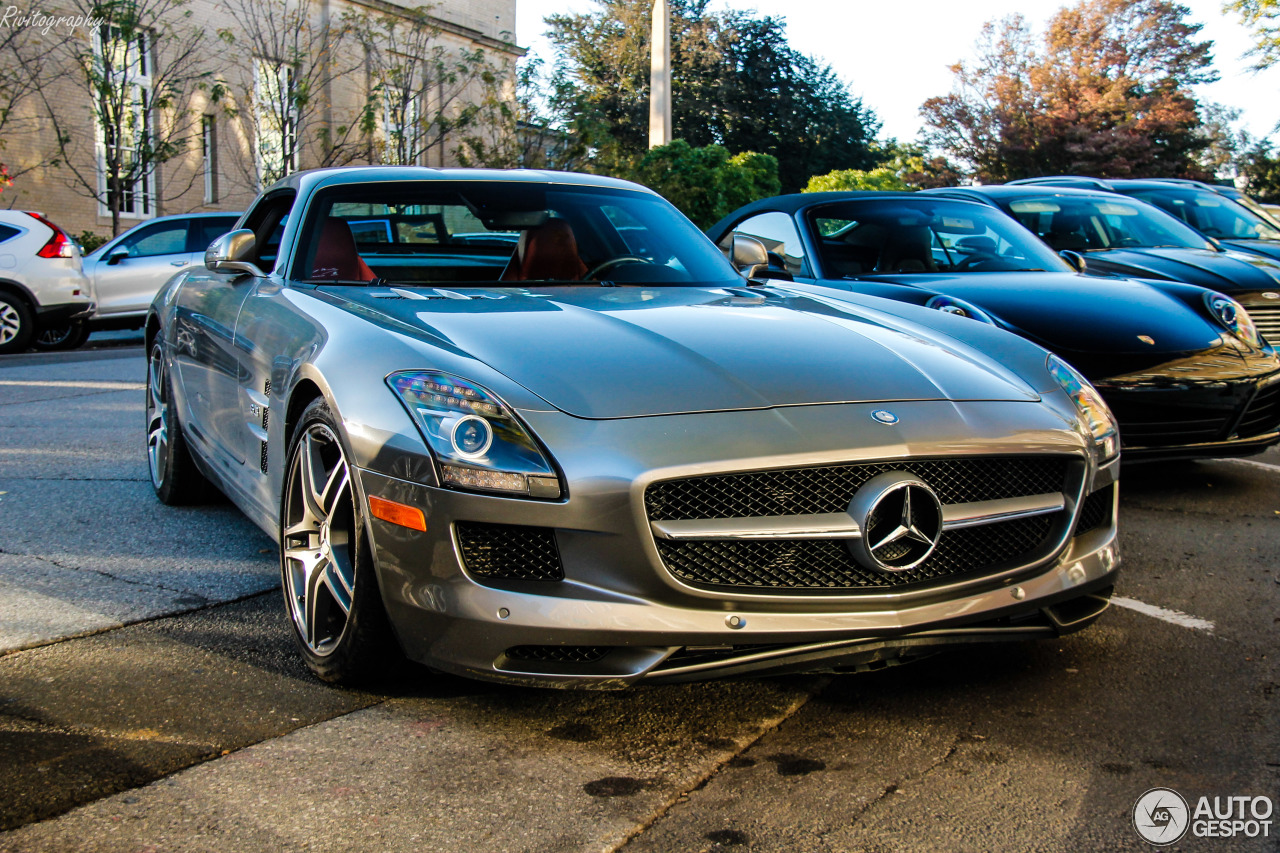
<box><xmin>515</xmin><ymin>0</ymin><xmax>1280</xmax><ymax>145</ymax></box>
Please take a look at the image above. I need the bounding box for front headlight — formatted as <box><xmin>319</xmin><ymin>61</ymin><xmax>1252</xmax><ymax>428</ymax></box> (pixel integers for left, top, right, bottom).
<box><xmin>1047</xmin><ymin>354</ymin><xmax>1118</xmax><ymax>461</ymax></box>
<box><xmin>388</xmin><ymin>371</ymin><xmax>561</xmax><ymax>499</ymax></box>
<box><xmin>925</xmin><ymin>294</ymin><xmax>997</xmax><ymax>325</ymax></box>
<box><xmin>1204</xmin><ymin>291</ymin><xmax>1262</xmax><ymax>347</ymax></box>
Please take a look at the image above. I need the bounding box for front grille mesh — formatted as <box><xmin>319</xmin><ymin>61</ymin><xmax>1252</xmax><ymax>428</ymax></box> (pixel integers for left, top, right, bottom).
<box><xmin>645</xmin><ymin>457</ymin><xmax>1069</xmax><ymax>521</ymax></box>
<box><xmin>657</xmin><ymin>513</ymin><xmax>1059</xmax><ymax>591</ymax></box>
<box><xmin>505</xmin><ymin>646</ymin><xmax>609</xmax><ymax>663</ymax></box>
<box><xmin>456</xmin><ymin>522</ymin><xmax>564</xmax><ymax>582</ymax></box>
<box><xmin>1074</xmin><ymin>485</ymin><xmax>1113</xmax><ymax>536</ymax></box>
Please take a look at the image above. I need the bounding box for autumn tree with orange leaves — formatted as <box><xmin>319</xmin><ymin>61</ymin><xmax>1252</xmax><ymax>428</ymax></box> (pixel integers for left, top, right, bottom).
<box><xmin>921</xmin><ymin>0</ymin><xmax>1217</xmax><ymax>183</ymax></box>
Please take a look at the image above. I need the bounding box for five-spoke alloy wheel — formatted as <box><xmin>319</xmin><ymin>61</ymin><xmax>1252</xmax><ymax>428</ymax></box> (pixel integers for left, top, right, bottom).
<box><xmin>280</xmin><ymin>399</ymin><xmax>398</xmax><ymax>682</ymax></box>
<box><xmin>146</xmin><ymin>339</ymin><xmax>208</xmax><ymax>504</ymax></box>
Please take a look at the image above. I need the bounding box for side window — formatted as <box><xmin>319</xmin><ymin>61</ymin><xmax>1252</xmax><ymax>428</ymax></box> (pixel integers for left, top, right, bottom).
<box><xmin>0</xmin><ymin>223</ymin><xmax>20</xmax><ymax>245</ymax></box>
<box><xmin>188</xmin><ymin>217</ymin><xmax>240</xmax><ymax>252</ymax></box>
<box><xmin>731</xmin><ymin>212</ymin><xmax>809</xmax><ymax>276</ymax></box>
<box><xmin>241</xmin><ymin>192</ymin><xmax>295</xmax><ymax>273</ymax></box>
<box><xmin>121</xmin><ymin>222</ymin><xmax>188</xmax><ymax>258</ymax></box>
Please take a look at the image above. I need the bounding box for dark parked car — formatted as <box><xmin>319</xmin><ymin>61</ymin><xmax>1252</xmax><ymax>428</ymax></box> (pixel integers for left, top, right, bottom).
<box><xmin>1009</xmin><ymin>176</ymin><xmax>1280</xmax><ymax>264</ymax></box>
<box><xmin>710</xmin><ymin>192</ymin><xmax>1280</xmax><ymax>461</ymax></box>
<box><xmin>146</xmin><ymin>168</ymin><xmax>1122</xmax><ymax>688</ymax></box>
<box><xmin>925</xmin><ymin>185</ymin><xmax>1280</xmax><ymax>347</ymax></box>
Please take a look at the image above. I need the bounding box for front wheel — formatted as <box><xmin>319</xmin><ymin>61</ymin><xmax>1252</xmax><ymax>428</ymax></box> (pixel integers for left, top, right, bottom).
<box><xmin>33</xmin><ymin>321</ymin><xmax>91</xmax><ymax>351</ymax></box>
<box><xmin>280</xmin><ymin>399</ymin><xmax>400</xmax><ymax>683</ymax></box>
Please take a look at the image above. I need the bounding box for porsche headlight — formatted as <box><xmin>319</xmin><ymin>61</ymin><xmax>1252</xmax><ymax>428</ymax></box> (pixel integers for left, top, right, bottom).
<box><xmin>388</xmin><ymin>371</ymin><xmax>561</xmax><ymax>498</ymax></box>
<box><xmin>1204</xmin><ymin>291</ymin><xmax>1261</xmax><ymax>347</ymax></box>
<box><xmin>925</xmin><ymin>295</ymin><xmax>997</xmax><ymax>325</ymax></box>
<box><xmin>1047</xmin><ymin>354</ymin><xmax>1118</xmax><ymax>461</ymax></box>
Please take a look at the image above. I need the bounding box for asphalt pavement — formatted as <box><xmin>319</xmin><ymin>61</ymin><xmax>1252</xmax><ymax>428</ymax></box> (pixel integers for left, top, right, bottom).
<box><xmin>0</xmin><ymin>345</ymin><xmax>1276</xmax><ymax>852</ymax></box>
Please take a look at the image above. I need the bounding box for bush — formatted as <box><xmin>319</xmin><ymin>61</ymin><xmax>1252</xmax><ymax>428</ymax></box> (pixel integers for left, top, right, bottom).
<box><xmin>625</xmin><ymin>140</ymin><xmax>780</xmax><ymax>229</ymax></box>
<box><xmin>77</xmin><ymin>230</ymin><xmax>109</xmax><ymax>253</ymax></box>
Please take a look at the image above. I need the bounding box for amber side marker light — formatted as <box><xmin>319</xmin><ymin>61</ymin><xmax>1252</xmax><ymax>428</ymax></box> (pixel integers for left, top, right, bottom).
<box><xmin>368</xmin><ymin>496</ymin><xmax>427</xmax><ymax>532</ymax></box>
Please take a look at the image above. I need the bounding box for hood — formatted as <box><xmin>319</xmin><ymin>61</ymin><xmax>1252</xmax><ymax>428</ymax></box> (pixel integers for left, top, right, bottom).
<box><xmin>1220</xmin><ymin>239</ymin><xmax>1280</xmax><ymax>263</ymax></box>
<box><xmin>1082</xmin><ymin>247</ymin><xmax>1280</xmax><ymax>294</ymax></box>
<box><xmin>325</xmin><ymin>285</ymin><xmax>1040</xmax><ymax>419</ymax></box>
<box><xmin>861</xmin><ymin>271</ymin><xmax>1220</xmax><ymax>356</ymax></box>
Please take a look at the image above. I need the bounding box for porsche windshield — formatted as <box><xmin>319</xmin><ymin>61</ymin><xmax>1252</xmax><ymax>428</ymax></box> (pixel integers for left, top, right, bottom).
<box><xmin>1006</xmin><ymin>195</ymin><xmax>1215</xmax><ymax>252</ymax></box>
<box><xmin>293</xmin><ymin>182</ymin><xmax>741</xmax><ymax>287</ymax></box>
<box><xmin>1128</xmin><ymin>189</ymin><xmax>1280</xmax><ymax>242</ymax></box>
<box><xmin>808</xmin><ymin>199</ymin><xmax>1069</xmax><ymax>276</ymax></box>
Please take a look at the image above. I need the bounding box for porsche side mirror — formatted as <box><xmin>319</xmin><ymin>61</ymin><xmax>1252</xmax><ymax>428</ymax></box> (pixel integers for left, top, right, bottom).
<box><xmin>1058</xmin><ymin>249</ymin><xmax>1087</xmax><ymax>274</ymax></box>
<box><xmin>206</xmin><ymin>229</ymin><xmax>266</xmax><ymax>277</ymax></box>
<box><xmin>106</xmin><ymin>248</ymin><xmax>128</xmax><ymax>266</ymax></box>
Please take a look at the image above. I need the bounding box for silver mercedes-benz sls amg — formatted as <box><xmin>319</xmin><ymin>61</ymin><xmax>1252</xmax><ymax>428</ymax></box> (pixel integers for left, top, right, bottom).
<box><xmin>145</xmin><ymin>167</ymin><xmax>1121</xmax><ymax>688</ymax></box>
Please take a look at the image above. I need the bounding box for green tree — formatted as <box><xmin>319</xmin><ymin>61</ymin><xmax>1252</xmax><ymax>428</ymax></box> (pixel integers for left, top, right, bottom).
<box><xmin>922</xmin><ymin>0</ymin><xmax>1216</xmax><ymax>182</ymax></box>
<box><xmin>545</xmin><ymin>0</ymin><xmax>878</xmax><ymax>192</ymax></box>
<box><xmin>626</xmin><ymin>140</ymin><xmax>778</xmax><ymax>228</ymax></box>
<box><xmin>1239</xmin><ymin>141</ymin><xmax>1280</xmax><ymax>202</ymax></box>
<box><xmin>804</xmin><ymin>142</ymin><xmax>962</xmax><ymax>192</ymax></box>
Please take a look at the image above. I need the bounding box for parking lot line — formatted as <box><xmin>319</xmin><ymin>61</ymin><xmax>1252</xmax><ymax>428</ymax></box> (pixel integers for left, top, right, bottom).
<box><xmin>0</xmin><ymin>380</ymin><xmax>146</xmax><ymax>391</ymax></box>
<box><xmin>1216</xmin><ymin>457</ymin><xmax>1280</xmax><ymax>473</ymax></box>
<box><xmin>1111</xmin><ymin>596</ymin><xmax>1215</xmax><ymax>633</ymax></box>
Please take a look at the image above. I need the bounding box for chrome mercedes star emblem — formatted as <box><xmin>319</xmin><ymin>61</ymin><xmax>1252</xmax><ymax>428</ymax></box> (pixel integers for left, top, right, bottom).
<box><xmin>847</xmin><ymin>471</ymin><xmax>943</xmax><ymax>573</ymax></box>
<box><xmin>871</xmin><ymin>409</ymin><xmax>899</xmax><ymax>425</ymax></box>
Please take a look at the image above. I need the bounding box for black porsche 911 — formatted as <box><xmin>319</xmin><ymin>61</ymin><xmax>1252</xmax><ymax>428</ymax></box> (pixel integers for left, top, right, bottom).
<box><xmin>1008</xmin><ymin>175</ymin><xmax>1280</xmax><ymax>263</ymax></box>
<box><xmin>709</xmin><ymin>192</ymin><xmax>1280</xmax><ymax>461</ymax></box>
<box><xmin>927</xmin><ymin>185</ymin><xmax>1280</xmax><ymax>347</ymax></box>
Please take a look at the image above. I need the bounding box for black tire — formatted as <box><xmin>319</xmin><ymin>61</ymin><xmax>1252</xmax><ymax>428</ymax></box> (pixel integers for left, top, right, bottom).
<box><xmin>280</xmin><ymin>398</ymin><xmax>401</xmax><ymax>684</ymax></box>
<box><xmin>146</xmin><ymin>339</ymin><xmax>211</xmax><ymax>505</ymax></box>
<box><xmin>33</xmin><ymin>320</ymin><xmax>91</xmax><ymax>351</ymax></box>
<box><xmin>0</xmin><ymin>292</ymin><xmax>34</xmax><ymax>354</ymax></box>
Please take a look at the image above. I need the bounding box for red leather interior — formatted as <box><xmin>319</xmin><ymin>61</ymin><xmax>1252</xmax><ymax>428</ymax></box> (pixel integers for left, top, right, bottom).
<box><xmin>501</xmin><ymin>219</ymin><xmax>587</xmax><ymax>282</ymax></box>
<box><xmin>311</xmin><ymin>219</ymin><xmax>377</xmax><ymax>281</ymax></box>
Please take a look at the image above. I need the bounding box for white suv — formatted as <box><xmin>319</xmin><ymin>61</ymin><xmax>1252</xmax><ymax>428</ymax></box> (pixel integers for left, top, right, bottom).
<box><xmin>0</xmin><ymin>211</ymin><xmax>93</xmax><ymax>354</ymax></box>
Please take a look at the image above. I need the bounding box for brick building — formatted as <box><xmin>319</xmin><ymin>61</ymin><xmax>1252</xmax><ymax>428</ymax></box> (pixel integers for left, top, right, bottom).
<box><xmin>0</xmin><ymin>0</ymin><xmax>520</xmax><ymax>241</ymax></box>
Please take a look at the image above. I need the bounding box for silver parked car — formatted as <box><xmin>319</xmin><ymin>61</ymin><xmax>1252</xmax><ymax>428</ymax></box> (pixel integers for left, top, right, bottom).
<box><xmin>82</xmin><ymin>211</ymin><xmax>240</xmax><ymax>335</ymax></box>
<box><xmin>146</xmin><ymin>167</ymin><xmax>1121</xmax><ymax>688</ymax></box>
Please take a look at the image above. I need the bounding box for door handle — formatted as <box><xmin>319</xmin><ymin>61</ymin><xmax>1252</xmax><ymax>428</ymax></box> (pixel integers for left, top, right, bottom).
<box><xmin>171</xmin><ymin>260</ymin><xmax>189</xmax><ymax>267</ymax></box>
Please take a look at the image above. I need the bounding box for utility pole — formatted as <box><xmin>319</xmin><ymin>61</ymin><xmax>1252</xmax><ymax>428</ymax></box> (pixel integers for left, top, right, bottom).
<box><xmin>648</xmin><ymin>0</ymin><xmax>671</xmax><ymax>148</ymax></box>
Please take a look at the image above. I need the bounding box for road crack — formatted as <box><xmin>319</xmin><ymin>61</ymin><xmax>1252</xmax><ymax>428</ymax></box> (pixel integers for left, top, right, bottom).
<box><xmin>0</xmin><ymin>548</ymin><xmax>212</xmax><ymax>600</ymax></box>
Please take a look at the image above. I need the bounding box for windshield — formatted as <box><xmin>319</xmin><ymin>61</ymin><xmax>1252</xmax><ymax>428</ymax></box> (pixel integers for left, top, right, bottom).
<box><xmin>1128</xmin><ymin>189</ymin><xmax>1280</xmax><ymax>242</ymax></box>
<box><xmin>807</xmin><ymin>199</ymin><xmax>1069</xmax><ymax>275</ymax></box>
<box><xmin>293</xmin><ymin>182</ymin><xmax>741</xmax><ymax>287</ymax></box>
<box><xmin>1004</xmin><ymin>195</ymin><xmax>1214</xmax><ymax>252</ymax></box>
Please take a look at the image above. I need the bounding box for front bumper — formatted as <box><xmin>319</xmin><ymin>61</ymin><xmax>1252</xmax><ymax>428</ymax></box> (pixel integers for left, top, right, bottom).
<box><xmin>353</xmin><ymin>399</ymin><xmax>1120</xmax><ymax>688</ymax></box>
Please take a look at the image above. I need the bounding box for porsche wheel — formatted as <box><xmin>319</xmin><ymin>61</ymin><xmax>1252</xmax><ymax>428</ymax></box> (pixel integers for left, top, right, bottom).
<box><xmin>281</xmin><ymin>399</ymin><xmax>399</xmax><ymax>683</ymax></box>
<box><xmin>146</xmin><ymin>339</ymin><xmax>210</xmax><ymax>504</ymax></box>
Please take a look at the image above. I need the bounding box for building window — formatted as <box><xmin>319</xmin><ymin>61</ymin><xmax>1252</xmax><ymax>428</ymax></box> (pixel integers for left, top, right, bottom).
<box><xmin>254</xmin><ymin>60</ymin><xmax>297</xmax><ymax>187</ymax></box>
<box><xmin>93</xmin><ymin>25</ymin><xmax>156</xmax><ymax>219</ymax></box>
<box><xmin>202</xmin><ymin>115</ymin><xmax>218</xmax><ymax>204</ymax></box>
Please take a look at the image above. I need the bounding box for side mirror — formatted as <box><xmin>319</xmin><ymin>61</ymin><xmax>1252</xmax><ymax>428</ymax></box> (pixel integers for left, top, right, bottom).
<box><xmin>1058</xmin><ymin>249</ymin><xmax>1087</xmax><ymax>274</ymax></box>
<box><xmin>107</xmin><ymin>247</ymin><xmax>128</xmax><ymax>266</ymax></box>
<box><xmin>205</xmin><ymin>229</ymin><xmax>265</xmax><ymax>277</ymax></box>
<box><xmin>729</xmin><ymin>234</ymin><xmax>770</xmax><ymax>280</ymax></box>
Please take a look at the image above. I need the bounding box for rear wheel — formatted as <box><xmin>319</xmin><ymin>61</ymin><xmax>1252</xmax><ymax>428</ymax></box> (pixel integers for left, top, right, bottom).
<box><xmin>33</xmin><ymin>321</ymin><xmax>91</xmax><ymax>351</ymax></box>
<box><xmin>280</xmin><ymin>399</ymin><xmax>400</xmax><ymax>683</ymax></box>
<box><xmin>146</xmin><ymin>339</ymin><xmax>211</xmax><ymax>504</ymax></box>
<box><xmin>0</xmin><ymin>293</ymin><xmax>34</xmax><ymax>354</ymax></box>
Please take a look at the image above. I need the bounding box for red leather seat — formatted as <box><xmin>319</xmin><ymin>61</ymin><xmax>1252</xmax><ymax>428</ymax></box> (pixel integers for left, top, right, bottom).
<box><xmin>501</xmin><ymin>219</ymin><xmax>587</xmax><ymax>282</ymax></box>
<box><xmin>311</xmin><ymin>219</ymin><xmax>377</xmax><ymax>281</ymax></box>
